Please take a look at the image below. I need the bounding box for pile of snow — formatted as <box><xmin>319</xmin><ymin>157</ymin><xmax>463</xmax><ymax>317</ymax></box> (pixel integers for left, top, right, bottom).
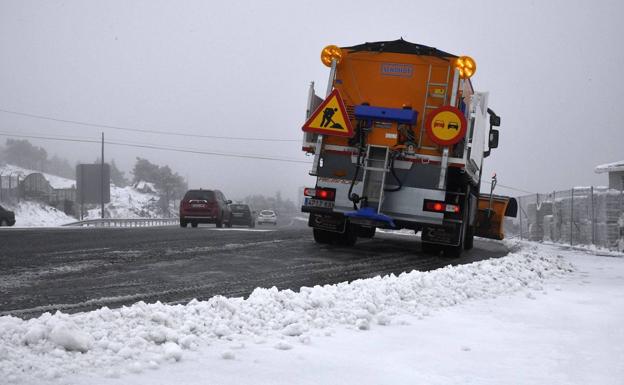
<box><xmin>85</xmin><ymin>186</ymin><xmax>163</xmax><ymax>220</ymax></box>
<box><xmin>0</xmin><ymin>243</ymin><xmax>574</xmax><ymax>383</ymax></box>
<box><xmin>1</xmin><ymin>164</ymin><xmax>170</xmax><ymax>225</ymax></box>
<box><xmin>3</xmin><ymin>201</ymin><xmax>74</xmax><ymax>227</ymax></box>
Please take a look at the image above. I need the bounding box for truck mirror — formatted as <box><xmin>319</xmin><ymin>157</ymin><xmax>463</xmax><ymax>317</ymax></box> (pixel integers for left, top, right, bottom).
<box><xmin>489</xmin><ymin>114</ymin><xmax>501</xmax><ymax>127</ymax></box>
<box><xmin>489</xmin><ymin>129</ymin><xmax>499</xmax><ymax>149</ymax></box>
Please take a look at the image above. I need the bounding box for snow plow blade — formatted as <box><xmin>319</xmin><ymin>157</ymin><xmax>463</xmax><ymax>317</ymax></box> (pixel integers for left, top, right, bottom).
<box><xmin>475</xmin><ymin>195</ymin><xmax>517</xmax><ymax>240</ymax></box>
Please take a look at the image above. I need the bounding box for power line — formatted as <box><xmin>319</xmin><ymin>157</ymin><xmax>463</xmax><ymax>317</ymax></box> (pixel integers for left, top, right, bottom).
<box><xmin>0</xmin><ymin>132</ymin><xmax>312</xmax><ymax>165</ymax></box>
<box><xmin>0</xmin><ymin>107</ymin><xmax>300</xmax><ymax>142</ymax></box>
<box><xmin>0</xmin><ymin>128</ymin><xmax>536</xmax><ymax>193</ymax></box>
<box><xmin>482</xmin><ymin>180</ymin><xmax>535</xmax><ymax>194</ymax></box>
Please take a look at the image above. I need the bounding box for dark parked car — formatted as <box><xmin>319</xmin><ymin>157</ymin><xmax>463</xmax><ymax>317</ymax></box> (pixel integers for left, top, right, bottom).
<box><xmin>229</xmin><ymin>204</ymin><xmax>255</xmax><ymax>228</ymax></box>
<box><xmin>179</xmin><ymin>189</ymin><xmax>232</xmax><ymax>228</ymax></box>
<box><xmin>0</xmin><ymin>205</ymin><xmax>16</xmax><ymax>227</ymax></box>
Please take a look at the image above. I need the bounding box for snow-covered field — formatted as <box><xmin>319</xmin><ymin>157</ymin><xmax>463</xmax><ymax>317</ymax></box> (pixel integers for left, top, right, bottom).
<box><xmin>8</xmin><ymin>201</ymin><xmax>75</xmax><ymax>227</ymax></box>
<box><xmin>0</xmin><ymin>164</ymin><xmax>167</xmax><ymax>226</ymax></box>
<box><xmin>1</xmin><ymin>240</ymin><xmax>622</xmax><ymax>384</ymax></box>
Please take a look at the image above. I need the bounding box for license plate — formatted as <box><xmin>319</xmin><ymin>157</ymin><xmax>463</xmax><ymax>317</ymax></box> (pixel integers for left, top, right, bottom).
<box><xmin>191</xmin><ymin>203</ymin><xmax>205</xmax><ymax>208</ymax></box>
<box><xmin>304</xmin><ymin>198</ymin><xmax>334</xmax><ymax>209</ymax></box>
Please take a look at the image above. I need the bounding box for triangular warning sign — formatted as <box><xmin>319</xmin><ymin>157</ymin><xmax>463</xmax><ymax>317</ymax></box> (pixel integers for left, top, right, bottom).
<box><xmin>302</xmin><ymin>89</ymin><xmax>353</xmax><ymax>137</ymax></box>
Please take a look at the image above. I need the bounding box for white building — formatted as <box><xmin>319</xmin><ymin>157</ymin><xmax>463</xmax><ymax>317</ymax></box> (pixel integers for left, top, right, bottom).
<box><xmin>595</xmin><ymin>160</ymin><xmax>624</xmax><ymax>191</ymax></box>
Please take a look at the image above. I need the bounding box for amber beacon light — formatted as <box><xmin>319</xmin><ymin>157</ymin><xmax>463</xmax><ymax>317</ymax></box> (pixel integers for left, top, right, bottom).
<box><xmin>321</xmin><ymin>45</ymin><xmax>343</xmax><ymax>67</ymax></box>
<box><xmin>455</xmin><ymin>56</ymin><xmax>477</xmax><ymax>79</ymax></box>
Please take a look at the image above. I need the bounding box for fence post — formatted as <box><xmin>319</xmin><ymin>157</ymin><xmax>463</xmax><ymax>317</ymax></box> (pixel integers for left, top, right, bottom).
<box><xmin>590</xmin><ymin>186</ymin><xmax>595</xmax><ymax>246</ymax></box>
<box><xmin>519</xmin><ymin>196</ymin><xmax>523</xmax><ymax>239</ymax></box>
<box><xmin>570</xmin><ymin>187</ymin><xmax>574</xmax><ymax>246</ymax></box>
<box><xmin>0</xmin><ymin>174</ymin><xmax>3</xmax><ymax>202</ymax></box>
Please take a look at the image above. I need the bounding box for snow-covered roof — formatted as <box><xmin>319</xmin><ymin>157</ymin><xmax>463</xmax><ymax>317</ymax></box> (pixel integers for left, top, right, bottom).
<box><xmin>595</xmin><ymin>160</ymin><xmax>624</xmax><ymax>174</ymax></box>
<box><xmin>0</xmin><ymin>164</ymin><xmax>75</xmax><ymax>189</ymax></box>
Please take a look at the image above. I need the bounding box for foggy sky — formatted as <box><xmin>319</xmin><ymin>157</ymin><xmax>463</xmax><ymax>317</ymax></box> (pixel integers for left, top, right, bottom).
<box><xmin>1</xmin><ymin>0</ymin><xmax>622</xmax><ymax>201</ymax></box>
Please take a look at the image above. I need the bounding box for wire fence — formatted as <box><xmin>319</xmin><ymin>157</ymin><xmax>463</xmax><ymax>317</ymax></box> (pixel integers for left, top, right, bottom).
<box><xmin>511</xmin><ymin>187</ymin><xmax>624</xmax><ymax>251</ymax></box>
<box><xmin>0</xmin><ymin>174</ymin><xmax>21</xmax><ymax>204</ymax></box>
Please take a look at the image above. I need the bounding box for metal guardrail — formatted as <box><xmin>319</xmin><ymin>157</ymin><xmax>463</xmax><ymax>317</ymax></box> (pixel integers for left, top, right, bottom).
<box><xmin>63</xmin><ymin>218</ymin><xmax>178</xmax><ymax>228</ymax></box>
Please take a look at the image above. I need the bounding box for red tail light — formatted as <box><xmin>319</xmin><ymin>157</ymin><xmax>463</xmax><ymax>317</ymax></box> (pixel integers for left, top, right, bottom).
<box><xmin>304</xmin><ymin>187</ymin><xmax>335</xmax><ymax>201</ymax></box>
<box><xmin>424</xmin><ymin>200</ymin><xmax>460</xmax><ymax>213</ymax></box>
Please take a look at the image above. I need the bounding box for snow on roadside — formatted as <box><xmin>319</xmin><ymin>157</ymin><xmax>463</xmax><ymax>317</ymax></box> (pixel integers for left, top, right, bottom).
<box><xmin>0</xmin><ymin>243</ymin><xmax>574</xmax><ymax>384</ymax></box>
<box><xmin>3</xmin><ymin>201</ymin><xmax>74</xmax><ymax>227</ymax></box>
<box><xmin>85</xmin><ymin>186</ymin><xmax>163</xmax><ymax>220</ymax></box>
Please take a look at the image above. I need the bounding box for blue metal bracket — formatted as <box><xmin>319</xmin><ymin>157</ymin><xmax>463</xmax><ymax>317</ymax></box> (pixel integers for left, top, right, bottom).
<box><xmin>344</xmin><ymin>207</ymin><xmax>396</xmax><ymax>228</ymax></box>
<box><xmin>354</xmin><ymin>105</ymin><xmax>418</xmax><ymax>124</ymax></box>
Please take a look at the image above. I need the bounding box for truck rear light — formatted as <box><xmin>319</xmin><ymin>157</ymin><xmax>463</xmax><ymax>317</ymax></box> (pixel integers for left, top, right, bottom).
<box><xmin>424</xmin><ymin>201</ymin><xmax>460</xmax><ymax>214</ymax></box>
<box><xmin>304</xmin><ymin>187</ymin><xmax>335</xmax><ymax>201</ymax></box>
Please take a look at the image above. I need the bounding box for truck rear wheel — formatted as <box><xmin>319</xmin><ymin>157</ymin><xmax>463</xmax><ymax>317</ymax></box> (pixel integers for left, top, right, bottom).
<box><xmin>464</xmin><ymin>226</ymin><xmax>474</xmax><ymax>250</ymax></box>
<box><xmin>421</xmin><ymin>241</ymin><xmax>442</xmax><ymax>255</ymax></box>
<box><xmin>313</xmin><ymin>228</ymin><xmax>335</xmax><ymax>244</ymax></box>
<box><xmin>443</xmin><ymin>244</ymin><xmax>463</xmax><ymax>258</ymax></box>
<box><xmin>338</xmin><ymin>225</ymin><xmax>358</xmax><ymax>246</ymax></box>
<box><xmin>358</xmin><ymin>226</ymin><xmax>376</xmax><ymax>239</ymax></box>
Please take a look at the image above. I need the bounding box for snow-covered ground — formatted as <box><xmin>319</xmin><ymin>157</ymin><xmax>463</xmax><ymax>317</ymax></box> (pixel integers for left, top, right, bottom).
<box><xmin>1</xmin><ymin>240</ymin><xmax>622</xmax><ymax>384</ymax></box>
<box><xmin>0</xmin><ymin>164</ymin><xmax>168</xmax><ymax>225</ymax></box>
<box><xmin>7</xmin><ymin>201</ymin><xmax>75</xmax><ymax>227</ymax></box>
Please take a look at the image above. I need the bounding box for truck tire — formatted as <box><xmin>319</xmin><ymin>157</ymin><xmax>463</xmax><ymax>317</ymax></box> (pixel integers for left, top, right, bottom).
<box><xmin>0</xmin><ymin>219</ymin><xmax>7</xmax><ymax>227</ymax></box>
<box><xmin>421</xmin><ymin>241</ymin><xmax>442</xmax><ymax>255</ymax></box>
<box><xmin>464</xmin><ymin>225</ymin><xmax>474</xmax><ymax>250</ymax></box>
<box><xmin>358</xmin><ymin>226</ymin><xmax>376</xmax><ymax>239</ymax></box>
<box><xmin>338</xmin><ymin>225</ymin><xmax>357</xmax><ymax>246</ymax></box>
<box><xmin>180</xmin><ymin>220</ymin><xmax>188</xmax><ymax>228</ymax></box>
<box><xmin>443</xmin><ymin>244</ymin><xmax>463</xmax><ymax>258</ymax></box>
<box><xmin>191</xmin><ymin>222</ymin><xmax>198</xmax><ymax>228</ymax></box>
<box><xmin>313</xmin><ymin>228</ymin><xmax>334</xmax><ymax>244</ymax></box>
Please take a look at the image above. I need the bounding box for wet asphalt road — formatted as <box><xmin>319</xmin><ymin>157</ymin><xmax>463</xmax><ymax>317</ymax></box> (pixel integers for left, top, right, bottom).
<box><xmin>0</xmin><ymin>217</ymin><xmax>509</xmax><ymax>318</ymax></box>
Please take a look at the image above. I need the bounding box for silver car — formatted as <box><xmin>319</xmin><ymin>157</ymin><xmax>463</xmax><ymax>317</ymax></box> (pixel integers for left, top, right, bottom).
<box><xmin>257</xmin><ymin>210</ymin><xmax>277</xmax><ymax>225</ymax></box>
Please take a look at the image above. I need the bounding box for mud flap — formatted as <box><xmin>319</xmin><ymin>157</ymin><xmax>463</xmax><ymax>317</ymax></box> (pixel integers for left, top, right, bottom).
<box><xmin>475</xmin><ymin>194</ymin><xmax>517</xmax><ymax>240</ymax></box>
<box><xmin>309</xmin><ymin>212</ymin><xmax>346</xmax><ymax>233</ymax></box>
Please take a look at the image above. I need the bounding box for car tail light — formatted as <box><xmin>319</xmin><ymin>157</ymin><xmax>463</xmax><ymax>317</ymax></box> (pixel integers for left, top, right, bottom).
<box><xmin>424</xmin><ymin>200</ymin><xmax>460</xmax><ymax>214</ymax></box>
<box><xmin>304</xmin><ymin>187</ymin><xmax>335</xmax><ymax>201</ymax></box>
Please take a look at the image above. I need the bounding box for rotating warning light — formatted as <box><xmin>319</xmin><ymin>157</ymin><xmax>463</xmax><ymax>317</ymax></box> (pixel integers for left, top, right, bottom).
<box><xmin>321</xmin><ymin>45</ymin><xmax>343</xmax><ymax>67</ymax></box>
<box><xmin>455</xmin><ymin>56</ymin><xmax>477</xmax><ymax>79</ymax></box>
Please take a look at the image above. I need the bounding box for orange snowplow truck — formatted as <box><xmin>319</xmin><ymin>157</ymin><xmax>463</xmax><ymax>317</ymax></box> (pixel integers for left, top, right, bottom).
<box><xmin>301</xmin><ymin>39</ymin><xmax>517</xmax><ymax>257</ymax></box>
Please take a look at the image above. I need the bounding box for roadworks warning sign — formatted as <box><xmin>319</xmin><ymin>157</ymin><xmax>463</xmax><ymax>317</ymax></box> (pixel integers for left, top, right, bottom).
<box><xmin>302</xmin><ymin>89</ymin><xmax>353</xmax><ymax>137</ymax></box>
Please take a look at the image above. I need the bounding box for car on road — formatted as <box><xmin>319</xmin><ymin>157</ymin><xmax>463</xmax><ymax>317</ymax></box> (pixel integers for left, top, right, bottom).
<box><xmin>257</xmin><ymin>210</ymin><xmax>277</xmax><ymax>225</ymax></box>
<box><xmin>229</xmin><ymin>204</ymin><xmax>255</xmax><ymax>228</ymax></box>
<box><xmin>179</xmin><ymin>189</ymin><xmax>232</xmax><ymax>228</ymax></box>
<box><xmin>0</xmin><ymin>204</ymin><xmax>16</xmax><ymax>227</ymax></box>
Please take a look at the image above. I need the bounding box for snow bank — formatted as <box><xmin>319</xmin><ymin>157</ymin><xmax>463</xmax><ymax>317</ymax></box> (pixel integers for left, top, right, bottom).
<box><xmin>5</xmin><ymin>201</ymin><xmax>74</xmax><ymax>227</ymax></box>
<box><xmin>85</xmin><ymin>185</ymin><xmax>163</xmax><ymax>220</ymax></box>
<box><xmin>0</xmin><ymin>244</ymin><xmax>573</xmax><ymax>384</ymax></box>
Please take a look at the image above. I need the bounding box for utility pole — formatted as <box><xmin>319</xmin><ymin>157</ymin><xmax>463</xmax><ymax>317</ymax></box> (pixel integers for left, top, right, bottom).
<box><xmin>101</xmin><ymin>132</ymin><xmax>105</xmax><ymax>219</ymax></box>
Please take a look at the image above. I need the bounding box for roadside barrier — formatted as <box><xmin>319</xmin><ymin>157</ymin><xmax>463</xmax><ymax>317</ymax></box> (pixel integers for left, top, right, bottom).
<box><xmin>63</xmin><ymin>218</ymin><xmax>178</xmax><ymax>227</ymax></box>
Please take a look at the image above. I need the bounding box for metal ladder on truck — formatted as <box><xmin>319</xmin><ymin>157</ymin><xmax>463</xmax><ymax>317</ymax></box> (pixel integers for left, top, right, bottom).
<box><xmin>418</xmin><ymin>64</ymin><xmax>452</xmax><ymax>149</ymax></box>
<box><xmin>360</xmin><ymin>144</ymin><xmax>391</xmax><ymax>213</ymax></box>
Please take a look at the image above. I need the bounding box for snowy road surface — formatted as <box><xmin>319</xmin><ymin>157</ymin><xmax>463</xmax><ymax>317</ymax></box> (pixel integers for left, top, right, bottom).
<box><xmin>1</xmin><ymin>240</ymin><xmax>622</xmax><ymax>385</ymax></box>
<box><xmin>0</xmin><ymin>219</ymin><xmax>509</xmax><ymax>317</ymax></box>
